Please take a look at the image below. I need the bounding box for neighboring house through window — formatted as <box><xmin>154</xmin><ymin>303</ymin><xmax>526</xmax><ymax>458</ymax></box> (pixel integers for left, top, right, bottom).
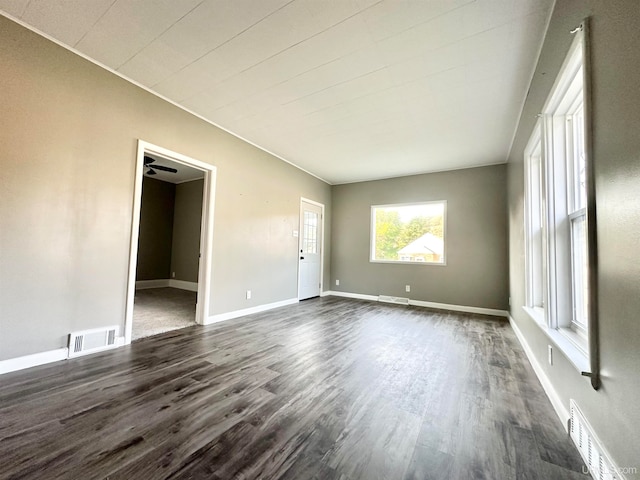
<box><xmin>370</xmin><ymin>202</ymin><xmax>446</xmax><ymax>265</ymax></box>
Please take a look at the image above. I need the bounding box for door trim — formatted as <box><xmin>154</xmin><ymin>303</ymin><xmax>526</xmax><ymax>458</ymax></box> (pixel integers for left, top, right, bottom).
<box><xmin>124</xmin><ymin>140</ymin><xmax>217</xmax><ymax>344</ymax></box>
<box><xmin>297</xmin><ymin>197</ymin><xmax>325</xmax><ymax>300</ymax></box>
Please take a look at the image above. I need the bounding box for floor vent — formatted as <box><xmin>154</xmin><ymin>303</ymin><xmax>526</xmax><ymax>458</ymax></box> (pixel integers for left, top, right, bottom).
<box><xmin>68</xmin><ymin>326</ymin><xmax>119</xmax><ymax>358</ymax></box>
<box><xmin>570</xmin><ymin>400</ymin><xmax>622</xmax><ymax>480</ymax></box>
<box><xmin>378</xmin><ymin>295</ymin><xmax>410</xmax><ymax>305</ymax></box>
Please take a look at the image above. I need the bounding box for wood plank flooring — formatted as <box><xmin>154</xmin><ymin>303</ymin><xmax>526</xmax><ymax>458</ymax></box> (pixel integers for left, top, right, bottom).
<box><xmin>0</xmin><ymin>297</ymin><xmax>587</xmax><ymax>479</ymax></box>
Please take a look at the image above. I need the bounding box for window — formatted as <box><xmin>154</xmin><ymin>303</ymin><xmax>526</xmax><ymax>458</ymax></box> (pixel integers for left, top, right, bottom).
<box><xmin>370</xmin><ymin>202</ymin><xmax>446</xmax><ymax>265</ymax></box>
<box><xmin>524</xmin><ymin>24</ymin><xmax>596</xmax><ymax>376</ymax></box>
<box><xmin>524</xmin><ymin>127</ymin><xmax>546</xmax><ymax>312</ymax></box>
<box><xmin>568</xmin><ymin>99</ymin><xmax>588</xmax><ymax>334</ymax></box>
<box><xmin>302</xmin><ymin>210</ymin><xmax>318</xmax><ymax>254</ymax></box>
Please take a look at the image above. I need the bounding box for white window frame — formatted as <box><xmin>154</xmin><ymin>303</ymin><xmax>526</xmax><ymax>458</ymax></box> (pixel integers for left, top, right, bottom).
<box><xmin>370</xmin><ymin>201</ymin><xmax>447</xmax><ymax>266</ymax></box>
<box><xmin>524</xmin><ymin>124</ymin><xmax>546</xmax><ymax>317</ymax></box>
<box><xmin>523</xmin><ymin>22</ymin><xmax>599</xmax><ymax>388</ymax></box>
<box><xmin>567</xmin><ymin>97</ymin><xmax>588</xmax><ymax>337</ymax></box>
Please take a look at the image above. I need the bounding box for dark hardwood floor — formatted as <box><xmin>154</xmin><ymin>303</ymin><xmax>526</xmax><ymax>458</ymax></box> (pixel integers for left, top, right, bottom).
<box><xmin>0</xmin><ymin>297</ymin><xmax>587</xmax><ymax>479</ymax></box>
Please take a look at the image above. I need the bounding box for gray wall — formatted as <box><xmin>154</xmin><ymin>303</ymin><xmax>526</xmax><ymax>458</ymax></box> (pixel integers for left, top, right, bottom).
<box><xmin>136</xmin><ymin>177</ymin><xmax>175</xmax><ymax>281</ymax></box>
<box><xmin>0</xmin><ymin>17</ymin><xmax>331</xmax><ymax>360</ymax></box>
<box><xmin>136</xmin><ymin>177</ymin><xmax>203</xmax><ymax>283</ymax></box>
<box><xmin>171</xmin><ymin>179</ymin><xmax>203</xmax><ymax>283</ymax></box>
<box><xmin>331</xmin><ymin>165</ymin><xmax>508</xmax><ymax>310</ymax></box>
<box><xmin>508</xmin><ymin>0</ymin><xmax>640</xmax><ymax>473</ymax></box>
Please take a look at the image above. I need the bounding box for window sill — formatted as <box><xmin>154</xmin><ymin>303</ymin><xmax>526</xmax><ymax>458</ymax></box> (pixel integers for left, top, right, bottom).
<box><xmin>369</xmin><ymin>260</ymin><xmax>447</xmax><ymax>266</ymax></box>
<box><xmin>522</xmin><ymin>306</ymin><xmax>590</xmax><ymax>375</ymax></box>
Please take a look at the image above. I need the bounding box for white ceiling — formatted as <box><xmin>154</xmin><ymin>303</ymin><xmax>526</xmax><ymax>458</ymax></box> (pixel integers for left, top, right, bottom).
<box><xmin>1</xmin><ymin>0</ymin><xmax>553</xmax><ymax>184</ymax></box>
<box><xmin>143</xmin><ymin>154</ymin><xmax>204</xmax><ymax>184</ymax></box>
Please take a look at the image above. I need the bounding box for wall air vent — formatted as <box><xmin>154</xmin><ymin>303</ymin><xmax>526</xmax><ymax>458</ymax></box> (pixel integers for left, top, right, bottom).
<box><xmin>68</xmin><ymin>326</ymin><xmax>119</xmax><ymax>358</ymax></box>
<box><xmin>378</xmin><ymin>295</ymin><xmax>410</xmax><ymax>305</ymax></box>
<box><xmin>570</xmin><ymin>399</ymin><xmax>624</xmax><ymax>480</ymax></box>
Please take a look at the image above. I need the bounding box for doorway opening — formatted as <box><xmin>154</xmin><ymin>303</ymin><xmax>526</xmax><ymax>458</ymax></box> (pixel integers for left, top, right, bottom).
<box><xmin>125</xmin><ymin>141</ymin><xmax>216</xmax><ymax>344</ymax></box>
<box><xmin>298</xmin><ymin>198</ymin><xmax>324</xmax><ymax>300</ymax></box>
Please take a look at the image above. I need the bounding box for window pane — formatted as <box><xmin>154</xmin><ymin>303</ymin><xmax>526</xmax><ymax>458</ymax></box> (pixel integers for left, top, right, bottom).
<box><xmin>537</xmin><ymin>156</ymin><xmax>547</xmax><ymax>309</ymax></box>
<box><xmin>572</xmin><ymin>104</ymin><xmax>587</xmax><ymax>211</ymax></box>
<box><xmin>571</xmin><ymin>214</ymin><xmax>588</xmax><ymax>331</ymax></box>
<box><xmin>527</xmin><ymin>149</ymin><xmax>545</xmax><ymax>310</ymax></box>
<box><xmin>303</xmin><ymin>211</ymin><xmax>318</xmax><ymax>254</ymax></box>
<box><xmin>371</xmin><ymin>203</ymin><xmax>445</xmax><ymax>264</ymax></box>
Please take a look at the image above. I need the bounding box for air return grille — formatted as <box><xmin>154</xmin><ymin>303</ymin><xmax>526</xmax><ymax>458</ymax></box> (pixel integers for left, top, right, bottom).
<box><xmin>570</xmin><ymin>400</ymin><xmax>622</xmax><ymax>480</ymax></box>
<box><xmin>378</xmin><ymin>295</ymin><xmax>410</xmax><ymax>305</ymax></box>
<box><xmin>68</xmin><ymin>326</ymin><xmax>119</xmax><ymax>358</ymax></box>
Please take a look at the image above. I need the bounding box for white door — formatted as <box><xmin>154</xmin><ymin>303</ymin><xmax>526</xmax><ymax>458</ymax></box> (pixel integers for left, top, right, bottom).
<box><xmin>299</xmin><ymin>200</ymin><xmax>323</xmax><ymax>300</ymax></box>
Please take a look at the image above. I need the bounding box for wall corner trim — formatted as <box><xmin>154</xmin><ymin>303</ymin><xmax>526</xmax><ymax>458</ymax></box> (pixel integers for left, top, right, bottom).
<box><xmin>0</xmin><ymin>348</ymin><xmax>68</xmax><ymax>375</ymax></box>
<box><xmin>509</xmin><ymin>315</ymin><xmax>570</xmax><ymax>431</ymax></box>
<box><xmin>204</xmin><ymin>298</ymin><xmax>299</xmax><ymax>325</ymax></box>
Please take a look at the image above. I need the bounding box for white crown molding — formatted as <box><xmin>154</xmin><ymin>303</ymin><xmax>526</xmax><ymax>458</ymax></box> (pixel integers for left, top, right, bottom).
<box><xmin>0</xmin><ymin>12</ymin><xmax>331</xmax><ymax>186</ymax></box>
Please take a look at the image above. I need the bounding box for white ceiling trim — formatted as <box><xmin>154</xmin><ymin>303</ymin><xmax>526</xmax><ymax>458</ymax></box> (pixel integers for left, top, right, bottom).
<box><xmin>1</xmin><ymin>1</ymin><xmax>555</xmax><ymax>184</ymax></box>
<box><xmin>506</xmin><ymin>0</ymin><xmax>557</xmax><ymax>161</ymax></box>
<box><xmin>331</xmin><ymin>160</ymin><xmax>508</xmax><ymax>186</ymax></box>
<box><xmin>0</xmin><ymin>11</ymin><xmax>332</xmax><ymax>185</ymax></box>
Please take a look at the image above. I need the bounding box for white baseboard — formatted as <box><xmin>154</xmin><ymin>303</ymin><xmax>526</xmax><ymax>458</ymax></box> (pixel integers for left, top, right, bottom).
<box><xmin>0</xmin><ymin>348</ymin><xmax>68</xmax><ymax>375</ymax></box>
<box><xmin>323</xmin><ymin>290</ymin><xmax>379</xmax><ymax>301</ymax></box>
<box><xmin>169</xmin><ymin>279</ymin><xmax>198</xmax><ymax>292</ymax></box>
<box><xmin>136</xmin><ymin>279</ymin><xmax>198</xmax><ymax>291</ymax></box>
<box><xmin>136</xmin><ymin>279</ymin><xmax>170</xmax><ymax>289</ymax></box>
<box><xmin>323</xmin><ymin>291</ymin><xmax>508</xmax><ymax>317</ymax></box>
<box><xmin>509</xmin><ymin>315</ymin><xmax>570</xmax><ymax>431</ymax></box>
<box><xmin>0</xmin><ymin>336</ymin><xmax>129</xmax><ymax>376</ymax></box>
<box><xmin>409</xmin><ymin>299</ymin><xmax>508</xmax><ymax>317</ymax></box>
<box><xmin>204</xmin><ymin>298</ymin><xmax>299</xmax><ymax>325</ymax></box>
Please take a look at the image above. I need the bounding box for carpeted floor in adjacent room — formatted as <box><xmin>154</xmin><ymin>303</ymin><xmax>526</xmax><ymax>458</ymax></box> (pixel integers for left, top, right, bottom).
<box><xmin>133</xmin><ymin>287</ymin><xmax>197</xmax><ymax>340</ymax></box>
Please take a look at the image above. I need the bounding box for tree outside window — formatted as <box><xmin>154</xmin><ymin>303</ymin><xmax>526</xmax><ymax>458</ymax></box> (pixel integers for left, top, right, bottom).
<box><xmin>371</xmin><ymin>202</ymin><xmax>446</xmax><ymax>265</ymax></box>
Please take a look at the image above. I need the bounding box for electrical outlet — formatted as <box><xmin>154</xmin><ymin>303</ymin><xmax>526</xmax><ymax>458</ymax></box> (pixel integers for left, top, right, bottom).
<box><xmin>246</xmin><ymin>290</ymin><xmax>252</xmax><ymax>300</ymax></box>
<box><xmin>336</xmin><ymin>279</ymin><xmax>340</xmax><ymax>286</ymax></box>
<box><xmin>548</xmin><ymin>345</ymin><xmax>553</xmax><ymax>365</ymax></box>
<box><xmin>508</xmin><ymin>296</ymin><xmax>511</xmax><ymax>306</ymax></box>
<box><xmin>172</xmin><ymin>272</ymin><xmax>176</xmax><ymax>278</ymax></box>
<box><xmin>405</xmin><ymin>285</ymin><xmax>411</xmax><ymax>293</ymax></box>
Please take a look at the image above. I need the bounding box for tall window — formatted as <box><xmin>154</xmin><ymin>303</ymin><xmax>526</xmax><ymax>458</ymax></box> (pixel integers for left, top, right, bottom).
<box><xmin>370</xmin><ymin>202</ymin><xmax>446</xmax><ymax>265</ymax></box>
<box><xmin>524</xmin><ymin>25</ymin><xmax>594</xmax><ymax>360</ymax></box>
<box><xmin>524</xmin><ymin>128</ymin><xmax>546</xmax><ymax>311</ymax></box>
<box><xmin>568</xmin><ymin>98</ymin><xmax>588</xmax><ymax>334</ymax></box>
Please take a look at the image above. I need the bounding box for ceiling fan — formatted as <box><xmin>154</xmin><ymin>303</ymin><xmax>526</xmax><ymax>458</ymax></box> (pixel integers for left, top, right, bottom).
<box><xmin>144</xmin><ymin>155</ymin><xmax>177</xmax><ymax>176</ymax></box>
